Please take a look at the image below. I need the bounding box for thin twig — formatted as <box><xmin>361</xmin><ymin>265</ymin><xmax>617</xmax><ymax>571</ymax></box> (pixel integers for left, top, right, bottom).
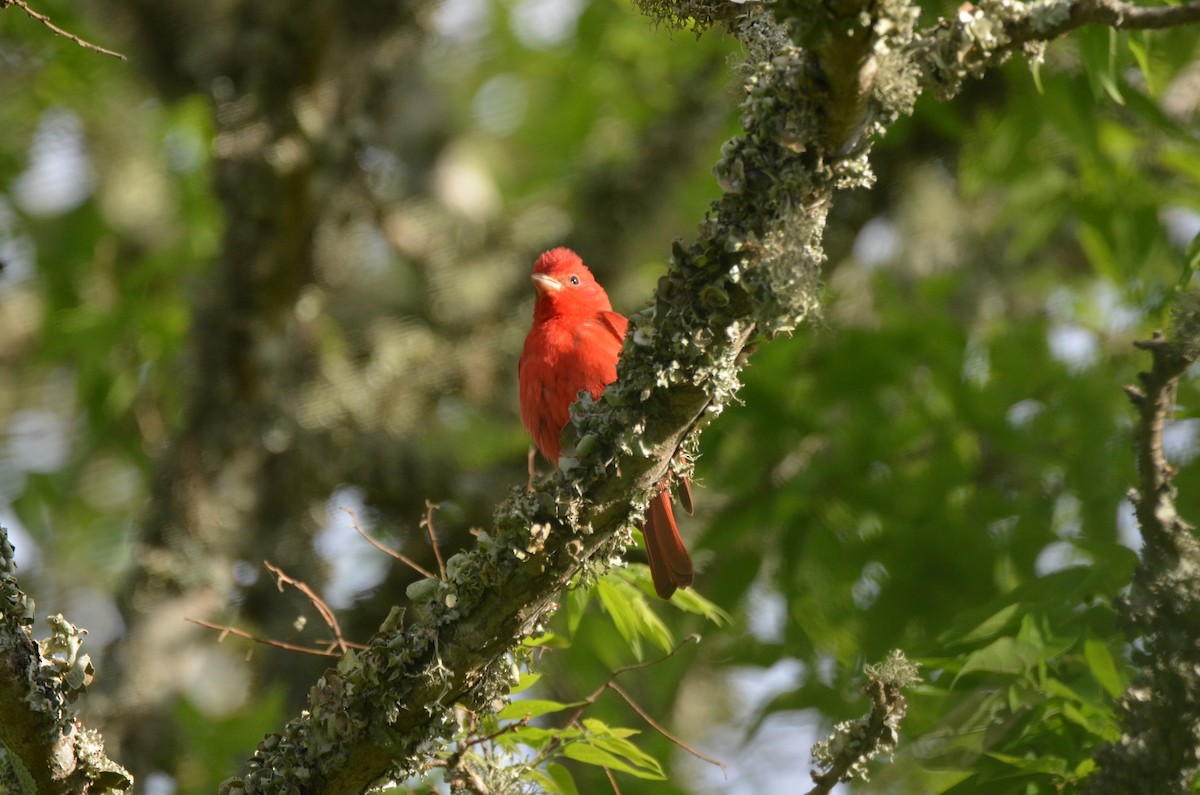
<box><xmin>603</xmin><ymin>767</ymin><xmax>623</xmax><ymax>795</ymax></box>
<box><xmin>5</xmin><ymin>0</ymin><xmax>127</xmax><ymax>60</ymax></box>
<box><xmin>185</xmin><ymin>617</ymin><xmax>367</xmax><ymax>657</ymax></box>
<box><xmin>264</xmin><ymin>560</ymin><xmax>355</xmax><ymax>655</ymax></box>
<box><xmin>421</xmin><ymin>500</ymin><xmax>447</xmax><ymax>580</ymax></box>
<box><xmin>608</xmin><ymin>681</ymin><xmax>727</xmax><ymax>772</ymax></box>
<box><xmin>342</xmin><ymin>507</ymin><xmax>437</xmax><ymax>579</ymax></box>
<box><xmin>463</xmin><ymin>716</ymin><xmax>531</xmax><ymax>750</ymax></box>
<box><xmin>531</xmin><ymin>634</ymin><xmax>723</xmax><ymax>775</ymax></box>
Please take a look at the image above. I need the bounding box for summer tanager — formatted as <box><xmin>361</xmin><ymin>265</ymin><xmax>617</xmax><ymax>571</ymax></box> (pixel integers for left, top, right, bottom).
<box><xmin>518</xmin><ymin>247</ymin><xmax>694</xmax><ymax>599</ymax></box>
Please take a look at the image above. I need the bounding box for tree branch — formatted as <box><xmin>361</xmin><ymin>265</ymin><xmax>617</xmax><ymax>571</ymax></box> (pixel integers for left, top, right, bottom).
<box><xmin>1085</xmin><ymin>299</ymin><xmax>1200</xmax><ymax>793</ymax></box>
<box><xmin>1037</xmin><ymin>0</ymin><xmax>1200</xmax><ymax>34</ymax></box>
<box><xmin>0</xmin><ymin>527</ymin><xmax>131</xmax><ymax>794</ymax></box>
<box><xmin>909</xmin><ymin>0</ymin><xmax>1200</xmax><ymax>101</ymax></box>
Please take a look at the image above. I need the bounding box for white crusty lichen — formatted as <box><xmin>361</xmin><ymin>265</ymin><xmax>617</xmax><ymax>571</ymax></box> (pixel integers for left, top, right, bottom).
<box><xmin>810</xmin><ymin>650</ymin><xmax>921</xmax><ymax>785</ymax></box>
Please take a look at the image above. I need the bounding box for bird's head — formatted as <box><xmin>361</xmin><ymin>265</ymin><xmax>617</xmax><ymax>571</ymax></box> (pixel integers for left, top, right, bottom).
<box><xmin>530</xmin><ymin>247</ymin><xmax>612</xmax><ymax>317</ymax></box>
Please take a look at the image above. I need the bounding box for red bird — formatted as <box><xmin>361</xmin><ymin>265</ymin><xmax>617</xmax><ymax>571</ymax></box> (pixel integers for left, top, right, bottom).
<box><xmin>518</xmin><ymin>247</ymin><xmax>694</xmax><ymax>599</ymax></box>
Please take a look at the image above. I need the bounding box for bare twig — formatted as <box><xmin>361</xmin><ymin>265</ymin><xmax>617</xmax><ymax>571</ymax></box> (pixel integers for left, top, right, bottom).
<box><xmin>263</xmin><ymin>560</ymin><xmax>356</xmax><ymax>656</ymax></box>
<box><xmin>534</xmin><ymin>635</ymin><xmax>724</xmax><ymax>774</ymax></box>
<box><xmin>186</xmin><ymin>617</ymin><xmax>368</xmax><ymax>657</ymax></box>
<box><xmin>421</xmin><ymin>500</ymin><xmax>447</xmax><ymax>581</ymax></box>
<box><xmin>4</xmin><ymin>0</ymin><xmax>127</xmax><ymax>60</ymax></box>
<box><xmin>608</xmin><ymin>680</ymin><xmax>726</xmax><ymax>771</ymax></box>
<box><xmin>342</xmin><ymin>507</ymin><xmax>438</xmax><ymax>580</ymax></box>
<box><xmin>188</xmin><ymin>560</ymin><xmax>367</xmax><ymax>658</ymax></box>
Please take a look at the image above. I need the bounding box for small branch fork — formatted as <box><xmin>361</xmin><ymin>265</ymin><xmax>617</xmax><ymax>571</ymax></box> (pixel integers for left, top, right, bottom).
<box><xmin>186</xmin><ymin>559</ymin><xmax>367</xmax><ymax>658</ymax></box>
<box><xmin>190</xmin><ymin>505</ymin><xmax>449</xmax><ymax>657</ymax></box>
<box><xmin>1085</xmin><ymin>319</ymin><xmax>1200</xmax><ymax>793</ymax></box>
<box><xmin>343</xmin><ymin>506</ymin><xmax>438</xmax><ymax>580</ymax></box>
<box><xmin>2</xmin><ymin>0</ymin><xmax>127</xmax><ymax>60</ymax></box>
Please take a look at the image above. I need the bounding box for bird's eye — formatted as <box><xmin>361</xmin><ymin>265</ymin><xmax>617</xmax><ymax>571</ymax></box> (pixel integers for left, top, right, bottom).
<box><xmin>569</xmin><ymin>275</ymin><xmax>581</xmax><ymax>285</ymax></box>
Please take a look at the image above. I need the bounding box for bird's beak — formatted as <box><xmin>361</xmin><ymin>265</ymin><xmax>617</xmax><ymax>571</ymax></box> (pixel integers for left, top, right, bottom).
<box><xmin>531</xmin><ymin>273</ymin><xmax>562</xmax><ymax>295</ymax></box>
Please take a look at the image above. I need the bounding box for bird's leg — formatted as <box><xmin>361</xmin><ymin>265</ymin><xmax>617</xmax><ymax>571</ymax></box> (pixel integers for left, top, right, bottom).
<box><xmin>526</xmin><ymin>447</ymin><xmax>538</xmax><ymax>491</ymax></box>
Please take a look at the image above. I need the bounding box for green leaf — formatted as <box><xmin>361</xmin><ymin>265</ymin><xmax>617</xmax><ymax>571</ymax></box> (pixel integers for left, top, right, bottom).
<box><xmin>497</xmin><ymin>698</ymin><xmax>582</xmax><ymax>720</ymax></box>
<box><xmin>954</xmin><ymin>637</ymin><xmax>1041</xmax><ymax>684</ymax></box>
<box><xmin>614</xmin><ymin>565</ymin><xmax>731</xmax><ymax>624</ymax></box>
<box><xmin>959</xmin><ymin>603</ymin><xmax>1022</xmax><ymax>646</ymax></box>
<box><xmin>511</xmin><ymin>672</ymin><xmax>542</xmax><ymax>694</ymax></box>
<box><xmin>1179</xmin><ymin>229</ymin><xmax>1200</xmax><ymax>290</ymax></box>
<box><xmin>523</xmin><ymin>632</ymin><xmax>568</xmax><ymax>649</ymax></box>
<box><xmin>546</xmin><ymin>762</ymin><xmax>580</xmax><ymax>795</ymax></box>
<box><xmin>986</xmin><ymin>752</ymin><xmax>1068</xmax><ymax>775</ymax></box>
<box><xmin>1126</xmin><ymin>36</ymin><xmax>1153</xmax><ymax>96</ymax></box>
<box><xmin>566</xmin><ymin>582</ymin><xmax>592</xmax><ymax>638</ymax></box>
<box><xmin>666</xmin><ymin>582</ymin><xmax>732</xmax><ymax>624</ymax></box>
<box><xmin>1083</xmin><ymin>638</ymin><xmax>1124</xmax><ymax>698</ymax></box>
<box><xmin>596</xmin><ymin>574</ymin><xmax>674</xmax><ymax>658</ymax></box>
<box><xmin>1077</xmin><ymin>26</ymin><xmax>1127</xmax><ymax>105</ymax></box>
<box><xmin>561</xmin><ymin>722</ymin><xmax>665</xmax><ymax>780</ymax></box>
<box><xmin>528</xmin><ymin>770</ymin><xmax>562</xmax><ymax>795</ymax></box>
<box><xmin>504</xmin><ymin>725</ymin><xmax>560</xmax><ymax>750</ymax></box>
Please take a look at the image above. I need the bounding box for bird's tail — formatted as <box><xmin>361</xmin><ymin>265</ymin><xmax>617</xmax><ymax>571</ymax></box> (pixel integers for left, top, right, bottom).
<box><xmin>642</xmin><ymin>478</ymin><xmax>694</xmax><ymax>600</ymax></box>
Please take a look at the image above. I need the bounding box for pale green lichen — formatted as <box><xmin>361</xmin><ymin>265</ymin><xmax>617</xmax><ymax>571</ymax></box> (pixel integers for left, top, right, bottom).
<box><xmin>811</xmin><ymin>650</ymin><xmax>920</xmax><ymax>784</ymax></box>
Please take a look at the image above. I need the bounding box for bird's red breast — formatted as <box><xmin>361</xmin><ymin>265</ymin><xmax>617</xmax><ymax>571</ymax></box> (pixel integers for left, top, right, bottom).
<box><xmin>518</xmin><ymin>247</ymin><xmax>628</xmax><ymax>463</ymax></box>
<box><xmin>518</xmin><ymin>247</ymin><xmax>692</xmax><ymax>599</ymax></box>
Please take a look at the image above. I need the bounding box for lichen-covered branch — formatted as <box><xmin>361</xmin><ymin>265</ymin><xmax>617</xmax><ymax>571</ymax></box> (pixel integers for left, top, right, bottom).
<box><xmin>0</xmin><ymin>527</ymin><xmax>131</xmax><ymax>794</ymax></box>
<box><xmin>807</xmin><ymin>650</ymin><xmax>921</xmax><ymax>794</ymax></box>
<box><xmin>1084</xmin><ymin>298</ymin><xmax>1200</xmax><ymax>793</ymax></box>
<box><xmin>909</xmin><ymin>0</ymin><xmax>1200</xmax><ymax>100</ymax></box>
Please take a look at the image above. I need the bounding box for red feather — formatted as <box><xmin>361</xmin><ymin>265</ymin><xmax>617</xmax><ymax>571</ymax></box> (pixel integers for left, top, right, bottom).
<box><xmin>518</xmin><ymin>247</ymin><xmax>694</xmax><ymax>599</ymax></box>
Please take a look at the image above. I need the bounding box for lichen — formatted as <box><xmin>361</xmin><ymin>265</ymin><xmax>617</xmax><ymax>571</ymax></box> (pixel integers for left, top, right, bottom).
<box><xmin>811</xmin><ymin>650</ymin><xmax>920</xmax><ymax>784</ymax></box>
